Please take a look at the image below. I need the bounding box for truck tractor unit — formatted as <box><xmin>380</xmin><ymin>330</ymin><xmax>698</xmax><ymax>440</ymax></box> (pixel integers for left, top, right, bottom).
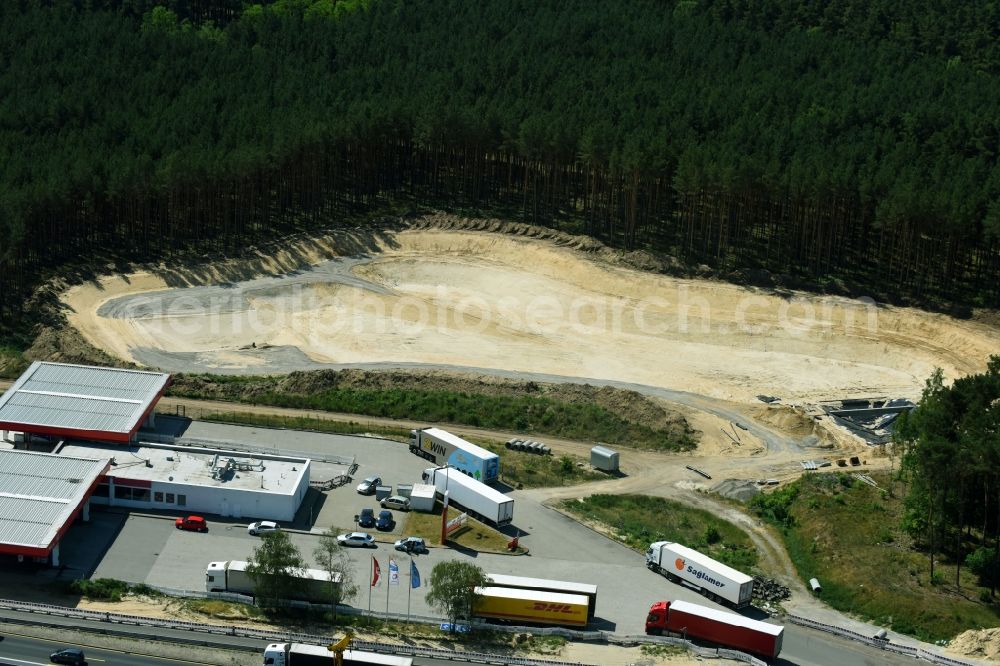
<box><xmin>645</xmin><ymin>599</ymin><xmax>783</xmax><ymax>659</ymax></box>
<box><xmin>646</xmin><ymin>541</ymin><xmax>754</xmax><ymax>608</ymax></box>
<box><xmin>410</xmin><ymin>427</ymin><xmax>500</xmax><ymax>483</ymax></box>
<box><xmin>422</xmin><ymin>466</ymin><xmax>514</xmax><ymax>526</ymax></box>
<box><xmin>263</xmin><ymin>643</ymin><xmax>413</xmax><ymax>665</ymax></box>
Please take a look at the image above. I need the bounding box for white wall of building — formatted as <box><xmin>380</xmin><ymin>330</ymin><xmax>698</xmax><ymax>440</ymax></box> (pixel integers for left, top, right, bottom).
<box><xmin>91</xmin><ymin>460</ymin><xmax>310</xmax><ymax>522</ymax></box>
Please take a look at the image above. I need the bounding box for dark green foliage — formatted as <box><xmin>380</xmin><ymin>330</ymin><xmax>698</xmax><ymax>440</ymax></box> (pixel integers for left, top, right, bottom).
<box><xmin>749</xmin><ymin>484</ymin><xmax>800</xmax><ymax>529</ymax></box>
<box><xmin>966</xmin><ymin>548</ymin><xmax>999</xmax><ymax>587</ymax></box>
<box><xmin>176</xmin><ymin>384</ymin><xmax>693</xmax><ymax>450</ymax></box>
<box><xmin>897</xmin><ymin>356</ymin><xmax>1000</xmax><ymax>587</ymax></box>
<box><xmin>69</xmin><ymin>578</ymin><xmax>130</xmax><ymax>601</ymax></box>
<box><xmin>562</xmin><ymin>494</ymin><xmax>758</xmax><ymax>571</ymax></box>
<box><xmin>3</xmin><ymin>0</ymin><xmax>1000</xmax><ymax>317</ymax></box>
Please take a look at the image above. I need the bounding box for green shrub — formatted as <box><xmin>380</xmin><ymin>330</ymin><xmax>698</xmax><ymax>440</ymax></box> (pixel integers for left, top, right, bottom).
<box><xmin>70</xmin><ymin>578</ymin><xmax>129</xmax><ymax>601</ymax></box>
<box><xmin>966</xmin><ymin>547</ymin><xmax>1000</xmax><ymax>586</ymax></box>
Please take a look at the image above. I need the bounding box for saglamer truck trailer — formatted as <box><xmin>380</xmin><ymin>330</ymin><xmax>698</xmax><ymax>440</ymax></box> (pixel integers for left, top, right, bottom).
<box><xmin>645</xmin><ymin>599</ymin><xmax>783</xmax><ymax>659</ymax></box>
<box><xmin>645</xmin><ymin>541</ymin><xmax>754</xmax><ymax>608</ymax></box>
<box><xmin>423</xmin><ymin>466</ymin><xmax>513</xmax><ymax>526</ymax></box>
<box><xmin>473</xmin><ymin>586</ymin><xmax>590</xmax><ymax>627</ymax></box>
<box><xmin>206</xmin><ymin>561</ymin><xmax>340</xmax><ymax>603</ymax></box>
<box><xmin>410</xmin><ymin>427</ymin><xmax>500</xmax><ymax>483</ymax></box>
<box><xmin>263</xmin><ymin>643</ymin><xmax>413</xmax><ymax>665</ymax></box>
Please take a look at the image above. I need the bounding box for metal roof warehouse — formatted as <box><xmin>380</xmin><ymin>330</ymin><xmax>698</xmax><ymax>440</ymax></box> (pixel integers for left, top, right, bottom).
<box><xmin>0</xmin><ymin>361</ymin><xmax>171</xmax><ymax>443</ymax></box>
<box><xmin>0</xmin><ymin>449</ymin><xmax>109</xmax><ymax>566</ymax></box>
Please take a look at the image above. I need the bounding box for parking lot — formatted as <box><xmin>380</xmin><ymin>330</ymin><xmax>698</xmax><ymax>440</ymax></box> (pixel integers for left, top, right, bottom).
<box><xmin>65</xmin><ymin>421</ymin><xmax>716</xmax><ymax>634</ymax></box>
<box><xmin>182</xmin><ymin>421</ymin><xmax>432</xmax><ymax>535</ymax></box>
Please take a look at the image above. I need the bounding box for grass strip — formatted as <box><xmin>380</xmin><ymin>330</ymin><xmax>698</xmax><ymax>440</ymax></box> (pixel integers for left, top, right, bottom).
<box><xmin>750</xmin><ymin>472</ymin><xmax>1000</xmax><ymax>642</ymax></box>
<box><xmin>173</xmin><ymin>381</ymin><xmax>692</xmax><ymax>451</ymax></box>
<box><xmin>560</xmin><ymin>494</ymin><xmax>758</xmax><ymax>571</ymax></box>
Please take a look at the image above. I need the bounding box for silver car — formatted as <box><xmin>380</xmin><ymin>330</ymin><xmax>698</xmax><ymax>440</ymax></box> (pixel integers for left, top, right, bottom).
<box><xmin>380</xmin><ymin>495</ymin><xmax>410</xmax><ymax>511</ymax></box>
<box><xmin>337</xmin><ymin>532</ymin><xmax>376</xmax><ymax>548</ymax></box>
<box><xmin>247</xmin><ymin>520</ymin><xmax>280</xmax><ymax>536</ymax></box>
<box><xmin>356</xmin><ymin>475</ymin><xmax>381</xmax><ymax>495</ymax></box>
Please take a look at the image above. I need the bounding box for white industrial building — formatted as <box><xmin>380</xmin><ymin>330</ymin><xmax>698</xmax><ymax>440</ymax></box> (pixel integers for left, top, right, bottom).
<box><xmin>57</xmin><ymin>441</ymin><xmax>310</xmax><ymax>522</ymax></box>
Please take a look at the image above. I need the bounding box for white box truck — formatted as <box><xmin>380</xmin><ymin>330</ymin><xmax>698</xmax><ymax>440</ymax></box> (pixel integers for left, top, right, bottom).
<box><xmin>423</xmin><ymin>466</ymin><xmax>513</xmax><ymax>526</ymax></box>
<box><xmin>410</xmin><ymin>427</ymin><xmax>500</xmax><ymax>483</ymax></box>
<box><xmin>263</xmin><ymin>643</ymin><xmax>412</xmax><ymax>665</ymax></box>
<box><xmin>206</xmin><ymin>561</ymin><xmax>340</xmax><ymax>603</ymax></box>
<box><xmin>645</xmin><ymin>541</ymin><xmax>754</xmax><ymax>608</ymax></box>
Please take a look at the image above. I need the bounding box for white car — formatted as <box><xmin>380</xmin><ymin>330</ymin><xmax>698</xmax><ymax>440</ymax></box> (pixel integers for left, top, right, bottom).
<box><xmin>247</xmin><ymin>521</ymin><xmax>280</xmax><ymax>536</ymax></box>
<box><xmin>356</xmin><ymin>475</ymin><xmax>381</xmax><ymax>495</ymax></box>
<box><xmin>337</xmin><ymin>532</ymin><xmax>376</xmax><ymax>548</ymax></box>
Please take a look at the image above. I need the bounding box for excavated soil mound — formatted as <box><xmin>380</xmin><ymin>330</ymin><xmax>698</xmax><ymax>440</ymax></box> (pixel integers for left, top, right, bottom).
<box><xmin>949</xmin><ymin>628</ymin><xmax>1000</xmax><ymax>661</ymax></box>
<box><xmin>711</xmin><ymin>478</ymin><xmax>761</xmax><ymax>502</ymax></box>
<box><xmin>61</xmin><ymin>215</ymin><xmax>1000</xmax><ymax>405</ymax></box>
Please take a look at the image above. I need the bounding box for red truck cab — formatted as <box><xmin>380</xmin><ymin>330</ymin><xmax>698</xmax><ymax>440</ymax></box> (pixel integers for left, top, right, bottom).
<box><xmin>175</xmin><ymin>515</ymin><xmax>207</xmax><ymax>531</ymax></box>
<box><xmin>645</xmin><ymin>599</ymin><xmax>783</xmax><ymax>660</ymax></box>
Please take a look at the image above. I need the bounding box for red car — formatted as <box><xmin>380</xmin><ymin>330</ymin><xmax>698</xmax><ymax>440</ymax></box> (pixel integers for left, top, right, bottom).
<box><xmin>175</xmin><ymin>515</ymin><xmax>207</xmax><ymax>532</ymax></box>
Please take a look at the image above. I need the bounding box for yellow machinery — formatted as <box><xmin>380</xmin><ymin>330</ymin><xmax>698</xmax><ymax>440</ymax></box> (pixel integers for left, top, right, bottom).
<box><xmin>328</xmin><ymin>633</ymin><xmax>353</xmax><ymax>665</ymax></box>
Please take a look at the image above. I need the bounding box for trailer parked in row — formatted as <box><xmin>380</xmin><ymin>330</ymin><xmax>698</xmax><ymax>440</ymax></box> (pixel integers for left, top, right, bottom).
<box><xmin>206</xmin><ymin>561</ymin><xmax>339</xmax><ymax>604</ymax></box>
<box><xmin>486</xmin><ymin>573</ymin><xmax>598</xmax><ymax>620</ymax></box>
<box><xmin>423</xmin><ymin>466</ymin><xmax>513</xmax><ymax>526</ymax></box>
<box><xmin>410</xmin><ymin>427</ymin><xmax>500</xmax><ymax>483</ymax></box>
<box><xmin>474</xmin><ymin>586</ymin><xmax>589</xmax><ymax>627</ymax></box>
<box><xmin>645</xmin><ymin>541</ymin><xmax>754</xmax><ymax>608</ymax></box>
<box><xmin>645</xmin><ymin>599</ymin><xmax>783</xmax><ymax>659</ymax></box>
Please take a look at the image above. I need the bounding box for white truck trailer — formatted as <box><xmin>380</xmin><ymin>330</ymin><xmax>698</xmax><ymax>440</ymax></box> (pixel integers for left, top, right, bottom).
<box><xmin>410</xmin><ymin>427</ymin><xmax>500</xmax><ymax>483</ymax></box>
<box><xmin>206</xmin><ymin>561</ymin><xmax>341</xmax><ymax>604</ymax></box>
<box><xmin>423</xmin><ymin>466</ymin><xmax>514</xmax><ymax>526</ymax></box>
<box><xmin>645</xmin><ymin>541</ymin><xmax>754</xmax><ymax>608</ymax></box>
<box><xmin>263</xmin><ymin>643</ymin><xmax>412</xmax><ymax>665</ymax></box>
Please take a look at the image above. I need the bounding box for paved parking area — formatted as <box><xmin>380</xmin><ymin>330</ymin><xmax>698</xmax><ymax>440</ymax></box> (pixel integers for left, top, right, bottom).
<box><xmin>75</xmin><ymin>425</ymin><xmax>717</xmax><ymax>634</ymax></box>
<box><xmin>184</xmin><ymin>422</ymin><xmax>427</xmax><ymax>534</ymax></box>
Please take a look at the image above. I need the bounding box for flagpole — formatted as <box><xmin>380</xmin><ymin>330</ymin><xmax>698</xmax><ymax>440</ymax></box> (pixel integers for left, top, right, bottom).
<box><xmin>385</xmin><ymin>559</ymin><xmax>391</xmax><ymax>625</ymax></box>
<box><xmin>407</xmin><ymin>554</ymin><xmax>412</xmax><ymax>627</ymax></box>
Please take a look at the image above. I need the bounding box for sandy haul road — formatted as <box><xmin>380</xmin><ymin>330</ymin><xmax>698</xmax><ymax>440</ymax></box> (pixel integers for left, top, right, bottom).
<box><xmin>63</xmin><ymin>226</ymin><xmax>999</xmax><ymax>406</ymax></box>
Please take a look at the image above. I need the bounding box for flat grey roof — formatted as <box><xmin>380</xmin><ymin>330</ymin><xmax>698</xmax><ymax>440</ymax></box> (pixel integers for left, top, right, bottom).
<box><xmin>0</xmin><ymin>362</ymin><xmax>171</xmax><ymax>440</ymax></box>
<box><xmin>58</xmin><ymin>442</ymin><xmax>309</xmax><ymax>495</ymax></box>
<box><xmin>0</xmin><ymin>449</ymin><xmax>108</xmax><ymax>552</ymax></box>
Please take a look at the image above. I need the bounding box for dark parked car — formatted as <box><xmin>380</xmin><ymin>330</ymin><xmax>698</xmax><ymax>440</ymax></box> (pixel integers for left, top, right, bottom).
<box><xmin>50</xmin><ymin>648</ymin><xmax>87</xmax><ymax>665</ymax></box>
<box><xmin>376</xmin><ymin>509</ymin><xmax>394</xmax><ymax>531</ymax></box>
<box><xmin>358</xmin><ymin>507</ymin><xmax>376</xmax><ymax>528</ymax></box>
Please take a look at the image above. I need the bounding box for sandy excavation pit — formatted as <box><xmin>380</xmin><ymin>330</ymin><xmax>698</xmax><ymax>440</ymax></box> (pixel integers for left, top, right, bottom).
<box><xmin>63</xmin><ymin>228</ymin><xmax>1000</xmax><ymax>405</ymax></box>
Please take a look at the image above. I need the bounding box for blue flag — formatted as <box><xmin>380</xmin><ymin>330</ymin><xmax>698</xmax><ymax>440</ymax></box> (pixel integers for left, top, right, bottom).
<box><xmin>410</xmin><ymin>560</ymin><xmax>421</xmax><ymax>588</ymax></box>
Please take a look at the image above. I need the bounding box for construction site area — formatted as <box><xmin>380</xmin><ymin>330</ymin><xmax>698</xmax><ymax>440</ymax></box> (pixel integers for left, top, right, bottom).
<box><xmin>54</xmin><ymin>219</ymin><xmax>1000</xmax><ymax>493</ymax></box>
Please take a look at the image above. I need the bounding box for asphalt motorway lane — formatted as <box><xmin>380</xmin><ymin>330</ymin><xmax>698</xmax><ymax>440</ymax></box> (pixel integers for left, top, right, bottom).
<box><xmin>0</xmin><ymin>634</ymin><xmax>469</xmax><ymax>666</ymax></box>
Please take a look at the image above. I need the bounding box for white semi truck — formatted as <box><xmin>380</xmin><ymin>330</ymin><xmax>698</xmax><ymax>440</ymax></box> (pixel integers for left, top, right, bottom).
<box><xmin>410</xmin><ymin>427</ymin><xmax>500</xmax><ymax>483</ymax></box>
<box><xmin>645</xmin><ymin>541</ymin><xmax>754</xmax><ymax>608</ymax></box>
<box><xmin>263</xmin><ymin>643</ymin><xmax>412</xmax><ymax>665</ymax></box>
<box><xmin>206</xmin><ymin>561</ymin><xmax>340</xmax><ymax>604</ymax></box>
<box><xmin>422</xmin><ymin>465</ymin><xmax>514</xmax><ymax>526</ymax></box>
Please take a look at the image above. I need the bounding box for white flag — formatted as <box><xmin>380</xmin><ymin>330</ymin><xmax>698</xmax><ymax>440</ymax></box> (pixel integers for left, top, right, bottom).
<box><xmin>389</xmin><ymin>559</ymin><xmax>400</xmax><ymax>585</ymax></box>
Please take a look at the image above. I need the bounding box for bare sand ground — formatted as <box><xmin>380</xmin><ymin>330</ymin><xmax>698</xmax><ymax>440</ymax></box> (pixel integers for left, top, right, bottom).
<box><xmin>63</xmin><ymin>226</ymin><xmax>1000</xmax><ymax>405</ymax></box>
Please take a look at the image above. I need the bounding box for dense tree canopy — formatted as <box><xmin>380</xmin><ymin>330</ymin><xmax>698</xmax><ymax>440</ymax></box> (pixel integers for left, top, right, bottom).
<box><xmin>3</xmin><ymin>0</ymin><xmax>1000</xmax><ymax>316</ymax></box>
<box><xmin>898</xmin><ymin>358</ymin><xmax>1000</xmax><ymax>587</ymax></box>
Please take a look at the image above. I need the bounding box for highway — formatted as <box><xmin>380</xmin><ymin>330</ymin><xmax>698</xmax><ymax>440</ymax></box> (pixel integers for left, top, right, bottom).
<box><xmin>0</xmin><ymin>632</ymin><xmax>464</xmax><ymax>666</ymax></box>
